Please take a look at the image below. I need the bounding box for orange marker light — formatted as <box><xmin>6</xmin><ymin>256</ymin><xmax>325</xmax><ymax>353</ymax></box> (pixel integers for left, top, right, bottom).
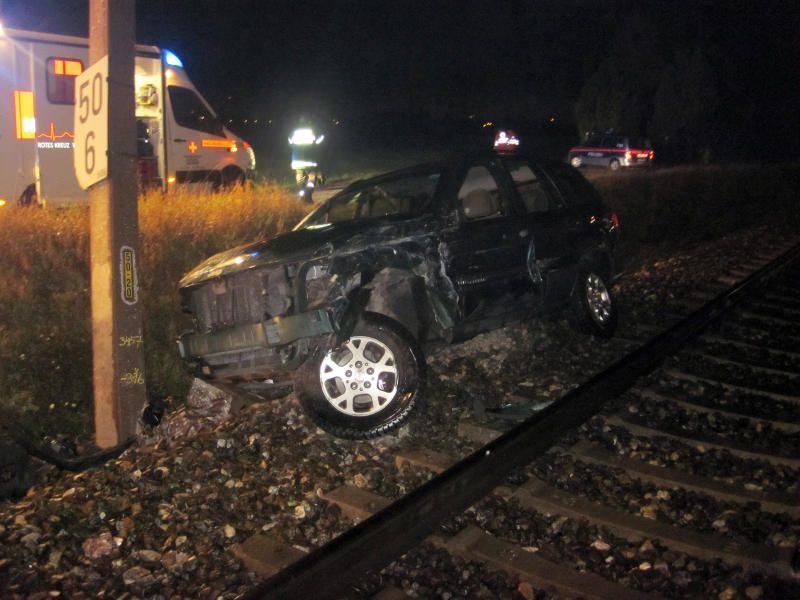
<box><xmin>188</xmin><ymin>141</ymin><xmax>198</xmax><ymax>153</ymax></box>
<box><xmin>64</xmin><ymin>60</ymin><xmax>83</xmax><ymax>76</ymax></box>
<box><xmin>14</xmin><ymin>90</ymin><xmax>36</xmax><ymax>139</ymax></box>
<box><xmin>50</xmin><ymin>58</ymin><xmax>83</xmax><ymax>77</ymax></box>
<box><xmin>201</xmin><ymin>139</ymin><xmax>235</xmax><ymax>149</ymax></box>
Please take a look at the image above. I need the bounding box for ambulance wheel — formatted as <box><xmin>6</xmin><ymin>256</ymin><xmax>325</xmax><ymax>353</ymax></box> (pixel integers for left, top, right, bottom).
<box><xmin>222</xmin><ymin>167</ymin><xmax>245</xmax><ymax>187</ymax></box>
<box><xmin>18</xmin><ymin>184</ymin><xmax>39</xmax><ymax>208</ymax></box>
<box><xmin>609</xmin><ymin>159</ymin><xmax>621</xmax><ymax>171</ymax></box>
<box><xmin>207</xmin><ymin>171</ymin><xmax>223</xmax><ymax>190</ymax></box>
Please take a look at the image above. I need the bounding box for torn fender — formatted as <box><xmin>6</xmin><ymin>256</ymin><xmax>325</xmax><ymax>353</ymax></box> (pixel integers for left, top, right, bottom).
<box><xmin>350</xmin><ymin>267</ymin><xmax>453</xmax><ymax>344</ymax></box>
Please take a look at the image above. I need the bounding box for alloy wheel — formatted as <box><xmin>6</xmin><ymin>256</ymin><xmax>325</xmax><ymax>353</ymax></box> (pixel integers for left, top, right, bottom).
<box><xmin>319</xmin><ymin>336</ymin><xmax>399</xmax><ymax>417</ymax></box>
<box><xmin>585</xmin><ymin>273</ymin><xmax>612</xmax><ymax>325</ymax></box>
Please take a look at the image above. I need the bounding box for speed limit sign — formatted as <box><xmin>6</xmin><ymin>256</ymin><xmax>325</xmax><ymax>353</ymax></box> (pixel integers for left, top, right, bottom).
<box><xmin>74</xmin><ymin>55</ymin><xmax>109</xmax><ymax>189</ymax></box>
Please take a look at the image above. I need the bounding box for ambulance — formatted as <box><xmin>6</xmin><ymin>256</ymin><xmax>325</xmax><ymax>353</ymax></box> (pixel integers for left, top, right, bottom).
<box><xmin>0</xmin><ymin>24</ymin><xmax>255</xmax><ymax>207</ymax></box>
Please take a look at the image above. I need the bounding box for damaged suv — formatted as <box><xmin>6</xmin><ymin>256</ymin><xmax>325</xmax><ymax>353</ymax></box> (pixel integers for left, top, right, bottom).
<box><xmin>178</xmin><ymin>153</ymin><xmax>619</xmax><ymax>438</ymax></box>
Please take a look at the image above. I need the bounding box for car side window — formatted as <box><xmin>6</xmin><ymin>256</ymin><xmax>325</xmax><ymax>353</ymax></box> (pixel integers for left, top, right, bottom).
<box><xmin>458</xmin><ymin>165</ymin><xmax>506</xmax><ymax>221</ymax></box>
<box><xmin>546</xmin><ymin>164</ymin><xmax>605</xmax><ymax>213</ymax></box>
<box><xmin>326</xmin><ymin>190</ymin><xmax>362</xmax><ymax>222</ymax></box>
<box><xmin>504</xmin><ymin>158</ymin><xmax>563</xmax><ymax>213</ymax></box>
<box><xmin>585</xmin><ymin>134</ymin><xmax>603</xmax><ymax>147</ymax></box>
<box><xmin>167</xmin><ymin>85</ymin><xmax>224</xmax><ymax>136</ymax></box>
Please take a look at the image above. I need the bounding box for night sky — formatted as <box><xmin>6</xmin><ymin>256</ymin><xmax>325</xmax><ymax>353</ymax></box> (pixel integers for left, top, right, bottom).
<box><xmin>2</xmin><ymin>1</ymin><xmax>799</xmax><ymax>163</ymax></box>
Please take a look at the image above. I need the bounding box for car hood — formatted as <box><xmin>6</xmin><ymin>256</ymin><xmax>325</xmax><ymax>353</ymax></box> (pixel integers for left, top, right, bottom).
<box><xmin>179</xmin><ymin>216</ymin><xmax>434</xmax><ymax>288</ymax></box>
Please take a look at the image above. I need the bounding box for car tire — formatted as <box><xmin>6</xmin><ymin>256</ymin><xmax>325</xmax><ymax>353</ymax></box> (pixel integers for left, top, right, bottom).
<box><xmin>294</xmin><ymin>319</ymin><xmax>424</xmax><ymax>439</ymax></box>
<box><xmin>570</xmin><ymin>156</ymin><xmax>582</xmax><ymax>168</ymax></box>
<box><xmin>609</xmin><ymin>159</ymin><xmax>621</xmax><ymax>171</ymax></box>
<box><xmin>569</xmin><ymin>269</ymin><xmax>617</xmax><ymax>337</ymax></box>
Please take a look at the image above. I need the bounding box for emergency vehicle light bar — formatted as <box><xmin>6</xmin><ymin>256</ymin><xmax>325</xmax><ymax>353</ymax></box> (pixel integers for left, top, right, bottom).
<box><xmin>164</xmin><ymin>50</ymin><xmax>183</xmax><ymax>68</ymax></box>
<box><xmin>289</xmin><ymin>128</ymin><xmax>316</xmax><ymax>145</ymax></box>
<box><xmin>291</xmin><ymin>159</ymin><xmax>318</xmax><ymax>170</ymax></box>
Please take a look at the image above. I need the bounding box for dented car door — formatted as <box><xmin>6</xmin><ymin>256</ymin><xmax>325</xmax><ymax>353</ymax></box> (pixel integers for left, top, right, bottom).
<box><xmin>502</xmin><ymin>157</ymin><xmax>582</xmax><ymax>307</ymax></box>
<box><xmin>440</xmin><ymin>159</ymin><xmax>528</xmax><ymax>322</ymax></box>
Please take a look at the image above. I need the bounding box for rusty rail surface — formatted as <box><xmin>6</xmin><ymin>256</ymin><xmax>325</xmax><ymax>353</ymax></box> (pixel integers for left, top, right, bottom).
<box><xmin>240</xmin><ymin>241</ymin><xmax>800</xmax><ymax>600</ymax></box>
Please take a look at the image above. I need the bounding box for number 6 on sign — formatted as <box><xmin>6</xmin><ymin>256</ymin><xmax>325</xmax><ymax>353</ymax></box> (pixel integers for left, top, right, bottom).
<box><xmin>74</xmin><ymin>55</ymin><xmax>109</xmax><ymax>189</ymax></box>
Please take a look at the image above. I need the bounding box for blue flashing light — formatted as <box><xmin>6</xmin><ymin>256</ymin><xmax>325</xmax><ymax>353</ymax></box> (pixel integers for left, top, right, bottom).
<box><xmin>164</xmin><ymin>50</ymin><xmax>183</xmax><ymax>68</ymax></box>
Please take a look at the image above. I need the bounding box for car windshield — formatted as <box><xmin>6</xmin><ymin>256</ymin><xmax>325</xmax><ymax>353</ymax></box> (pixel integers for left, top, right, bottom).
<box><xmin>298</xmin><ymin>170</ymin><xmax>442</xmax><ymax>228</ymax></box>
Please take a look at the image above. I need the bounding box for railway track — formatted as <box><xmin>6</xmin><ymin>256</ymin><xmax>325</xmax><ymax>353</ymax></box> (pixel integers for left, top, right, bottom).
<box><xmin>233</xmin><ymin>239</ymin><xmax>800</xmax><ymax>599</ymax></box>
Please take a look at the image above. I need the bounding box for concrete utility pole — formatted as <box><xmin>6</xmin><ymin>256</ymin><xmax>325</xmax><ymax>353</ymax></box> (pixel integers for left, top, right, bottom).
<box><xmin>88</xmin><ymin>0</ymin><xmax>147</xmax><ymax>447</ymax></box>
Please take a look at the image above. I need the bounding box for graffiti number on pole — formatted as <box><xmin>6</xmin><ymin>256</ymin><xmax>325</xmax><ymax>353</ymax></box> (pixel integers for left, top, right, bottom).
<box><xmin>120</xmin><ymin>368</ymin><xmax>145</xmax><ymax>385</ymax></box>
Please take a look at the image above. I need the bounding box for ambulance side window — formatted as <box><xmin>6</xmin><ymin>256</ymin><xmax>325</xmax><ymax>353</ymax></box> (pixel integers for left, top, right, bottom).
<box><xmin>167</xmin><ymin>86</ymin><xmax>224</xmax><ymax>136</ymax></box>
<box><xmin>46</xmin><ymin>57</ymin><xmax>84</xmax><ymax>105</ymax></box>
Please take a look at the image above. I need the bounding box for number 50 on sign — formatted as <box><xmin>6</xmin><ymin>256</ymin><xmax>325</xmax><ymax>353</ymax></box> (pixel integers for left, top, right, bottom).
<box><xmin>74</xmin><ymin>55</ymin><xmax>109</xmax><ymax>190</ymax></box>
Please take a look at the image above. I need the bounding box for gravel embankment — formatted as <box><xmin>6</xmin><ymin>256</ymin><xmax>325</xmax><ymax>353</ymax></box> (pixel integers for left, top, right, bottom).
<box><xmin>1</xmin><ymin>224</ymin><xmax>798</xmax><ymax>599</ymax></box>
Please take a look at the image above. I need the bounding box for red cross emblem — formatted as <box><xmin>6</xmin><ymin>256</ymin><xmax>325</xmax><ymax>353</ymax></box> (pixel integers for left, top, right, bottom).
<box><xmin>188</xmin><ymin>141</ymin><xmax>198</xmax><ymax>153</ymax></box>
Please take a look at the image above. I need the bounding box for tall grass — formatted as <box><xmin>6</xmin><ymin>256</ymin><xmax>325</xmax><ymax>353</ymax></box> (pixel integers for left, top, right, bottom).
<box><xmin>0</xmin><ymin>182</ymin><xmax>305</xmax><ymax>438</ymax></box>
<box><xmin>0</xmin><ymin>206</ymin><xmax>91</xmax><ymax>435</ymax></box>
<box><xmin>1</xmin><ymin>165</ymin><xmax>798</xmax><ymax>440</ymax></box>
<box><xmin>588</xmin><ymin>164</ymin><xmax>800</xmax><ymax>267</ymax></box>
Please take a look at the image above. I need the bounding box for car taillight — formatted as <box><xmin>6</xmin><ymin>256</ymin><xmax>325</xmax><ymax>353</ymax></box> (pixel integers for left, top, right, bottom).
<box><xmin>649</xmin><ymin>150</ymin><xmax>654</xmax><ymax>160</ymax></box>
<box><xmin>610</xmin><ymin>211</ymin><xmax>620</xmax><ymax>230</ymax></box>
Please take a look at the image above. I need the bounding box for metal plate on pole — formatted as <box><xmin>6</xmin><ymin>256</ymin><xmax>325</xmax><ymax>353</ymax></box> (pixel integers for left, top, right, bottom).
<box><xmin>74</xmin><ymin>55</ymin><xmax>109</xmax><ymax>189</ymax></box>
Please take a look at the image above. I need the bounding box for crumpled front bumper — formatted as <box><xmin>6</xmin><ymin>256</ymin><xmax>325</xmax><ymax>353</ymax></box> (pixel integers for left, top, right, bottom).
<box><xmin>177</xmin><ymin>308</ymin><xmax>335</xmax><ymax>379</ymax></box>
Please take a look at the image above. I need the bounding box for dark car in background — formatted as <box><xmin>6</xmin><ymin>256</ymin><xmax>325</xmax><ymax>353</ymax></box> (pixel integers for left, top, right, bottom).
<box><xmin>568</xmin><ymin>134</ymin><xmax>654</xmax><ymax>170</ymax></box>
<box><xmin>177</xmin><ymin>153</ymin><xmax>620</xmax><ymax>438</ymax></box>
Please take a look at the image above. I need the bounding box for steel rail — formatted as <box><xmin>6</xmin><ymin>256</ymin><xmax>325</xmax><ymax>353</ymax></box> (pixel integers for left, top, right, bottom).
<box><xmin>240</xmin><ymin>241</ymin><xmax>800</xmax><ymax>600</ymax></box>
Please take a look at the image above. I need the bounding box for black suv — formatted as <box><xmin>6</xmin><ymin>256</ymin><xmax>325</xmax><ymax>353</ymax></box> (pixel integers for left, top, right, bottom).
<box><xmin>178</xmin><ymin>154</ymin><xmax>620</xmax><ymax>438</ymax></box>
